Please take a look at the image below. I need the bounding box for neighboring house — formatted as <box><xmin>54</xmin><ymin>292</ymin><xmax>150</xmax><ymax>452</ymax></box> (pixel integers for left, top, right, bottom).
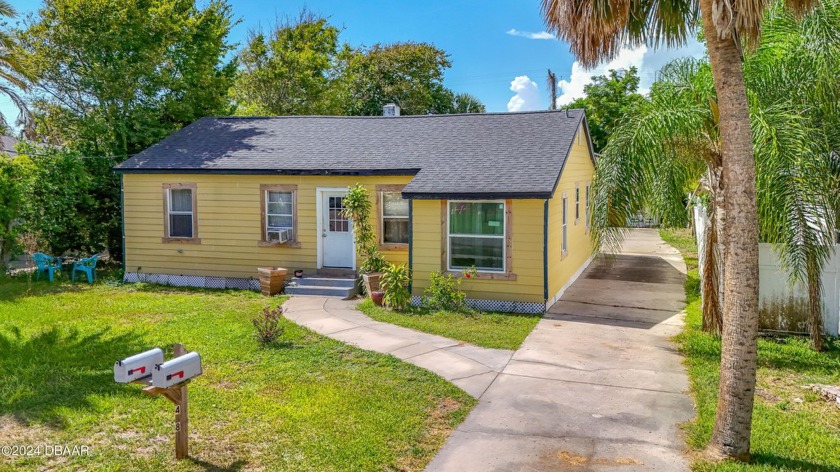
<box><xmin>115</xmin><ymin>107</ymin><xmax>596</xmax><ymax>313</ymax></box>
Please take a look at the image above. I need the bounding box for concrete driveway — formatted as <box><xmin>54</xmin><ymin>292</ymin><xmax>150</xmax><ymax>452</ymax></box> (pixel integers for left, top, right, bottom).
<box><xmin>426</xmin><ymin>229</ymin><xmax>695</xmax><ymax>471</ymax></box>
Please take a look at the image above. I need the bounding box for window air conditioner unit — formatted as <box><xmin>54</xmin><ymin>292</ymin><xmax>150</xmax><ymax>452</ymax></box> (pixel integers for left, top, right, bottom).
<box><xmin>266</xmin><ymin>227</ymin><xmax>293</xmax><ymax>243</ymax></box>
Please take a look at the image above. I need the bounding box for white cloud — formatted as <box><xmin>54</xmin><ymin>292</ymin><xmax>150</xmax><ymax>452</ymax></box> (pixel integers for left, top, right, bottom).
<box><xmin>507</xmin><ymin>75</ymin><xmax>541</xmax><ymax>112</ymax></box>
<box><xmin>506</xmin><ymin>28</ymin><xmax>555</xmax><ymax>40</ymax></box>
<box><xmin>555</xmin><ymin>37</ymin><xmax>706</xmax><ymax>107</ymax></box>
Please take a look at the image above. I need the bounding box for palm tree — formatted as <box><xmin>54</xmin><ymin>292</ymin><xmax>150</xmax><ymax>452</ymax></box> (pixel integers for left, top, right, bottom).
<box><xmin>593</xmin><ymin>0</ymin><xmax>840</xmax><ymax>344</ymax></box>
<box><xmin>0</xmin><ymin>1</ymin><xmax>30</xmax><ymax>132</ymax></box>
<box><xmin>542</xmin><ymin>0</ymin><xmax>823</xmax><ymax>460</ymax></box>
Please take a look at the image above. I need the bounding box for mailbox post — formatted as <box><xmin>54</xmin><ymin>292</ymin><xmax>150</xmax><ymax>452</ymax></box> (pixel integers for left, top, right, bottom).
<box><xmin>115</xmin><ymin>343</ymin><xmax>202</xmax><ymax>460</ymax></box>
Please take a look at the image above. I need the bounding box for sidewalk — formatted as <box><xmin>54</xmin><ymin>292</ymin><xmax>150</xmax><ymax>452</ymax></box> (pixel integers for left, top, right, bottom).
<box><xmin>282</xmin><ymin>296</ymin><xmax>513</xmax><ymax>398</ymax></box>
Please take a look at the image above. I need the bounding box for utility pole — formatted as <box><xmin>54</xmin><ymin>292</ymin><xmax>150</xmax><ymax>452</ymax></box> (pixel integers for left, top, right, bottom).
<box><xmin>547</xmin><ymin>69</ymin><xmax>558</xmax><ymax>110</ymax></box>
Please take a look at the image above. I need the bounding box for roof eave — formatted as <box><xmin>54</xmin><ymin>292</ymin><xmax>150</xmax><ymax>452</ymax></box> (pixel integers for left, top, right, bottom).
<box><xmin>402</xmin><ymin>191</ymin><xmax>552</xmax><ymax>200</ymax></box>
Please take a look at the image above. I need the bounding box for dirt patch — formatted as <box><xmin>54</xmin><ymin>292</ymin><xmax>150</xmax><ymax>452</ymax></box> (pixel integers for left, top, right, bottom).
<box><xmin>543</xmin><ymin>449</ymin><xmax>644</xmax><ymax>468</ymax></box>
<box><xmin>394</xmin><ymin>397</ymin><xmax>466</xmax><ymax>472</ymax></box>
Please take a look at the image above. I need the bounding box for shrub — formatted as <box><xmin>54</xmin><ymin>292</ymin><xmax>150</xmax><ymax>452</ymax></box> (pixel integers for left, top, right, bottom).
<box><xmin>341</xmin><ymin>183</ymin><xmax>388</xmax><ymax>274</ymax></box>
<box><xmin>423</xmin><ymin>271</ymin><xmax>467</xmax><ymax>312</ymax></box>
<box><xmin>253</xmin><ymin>305</ymin><xmax>285</xmax><ymax>345</ymax></box>
<box><xmin>381</xmin><ymin>263</ymin><xmax>411</xmax><ymax>310</ymax></box>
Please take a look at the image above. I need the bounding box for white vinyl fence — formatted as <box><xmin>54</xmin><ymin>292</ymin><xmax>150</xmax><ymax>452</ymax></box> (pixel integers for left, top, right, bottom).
<box><xmin>693</xmin><ymin>206</ymin><xmax>840</xmax><ymax>336</ymax></box>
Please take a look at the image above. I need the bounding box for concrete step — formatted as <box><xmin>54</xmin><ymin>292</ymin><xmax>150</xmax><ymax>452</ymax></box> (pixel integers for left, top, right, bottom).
<box><xmin>293</xmin><ymin>276</ymin><xmax>357</xmax><ymax>288</ymax></box>
<box><xmin>285</xmin><ymin>284</ymin><xmax>356</xmax><ymax>299</ymax></box>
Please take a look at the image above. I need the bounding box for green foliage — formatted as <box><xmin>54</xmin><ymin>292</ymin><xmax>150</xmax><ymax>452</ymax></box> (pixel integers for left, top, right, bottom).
<box><xmin>341</xmin><ymin>184</ymin><xmax>387</xmax><ymax>274</ymax></box>
<box><xmin>16</xmin><ymin>143</ymin><xmax>108</xmax><ymax>256</ymax></box>
<box><xmin>592</xmin><ymin>0</ymin><xmax>840</xmax><ymax>288</ymax></box>
<box><xmin>252</xmin><ymin>304</ymin><xmax>285</xmax><ymax>346</ymax></box>
<box><xmin>0</xmin><ymin>283</ymin><xmax>474</xmax><ymax>470</ymax></box>
<box><xmin>423</xmin><ymin>271</ymin><xmax>467</xmax><ymax>312</ymax></box>
<box><xmin>667</xmin><ymin>228</ymin><xmax>840</xmax><ymax>472</ymax></box>
<box><xmin>567</xmin><ymin>67</ymin><xmax>645</xmax><ymax>152</ymax></box>
<box><xmin>339</xmin><ymin>42</ymin><xmax>460</xmax><ymax>116</ymax></box>
<box><xmin>19</xmin><ymin>0</ymin><xmax>237</xmax><ymax>157</ymax></box>
<box><xmin>381</xmin><ymin>263</ymin><xmax>411</xmax><ymax>311</ymax></box>
<box><xmin>357</xmin><ymin>298</ymin><xmax>541</xmax><ymax>350</ymax></box>
<box><xmin>16</xmin><ymin>0</ymin><xmax>237</xmax><ymax>258</ymax></box>
<box><xmin>230</xmin><ymin>13</ymin><xmax>484</xmax><ymax>117</ymax></box>
<box><xmin>0</xmin><ymin>156</ymin><xmax>26</xmax><ymax>267</ymax></box>
<box><xmin>231</xmin><ymin>11</ymin><xmax>342</xmax><ymax>115</ymax></box>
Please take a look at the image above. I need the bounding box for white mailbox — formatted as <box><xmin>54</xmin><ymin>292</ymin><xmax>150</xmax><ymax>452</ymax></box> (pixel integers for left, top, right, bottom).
<box><xmin>152</xmin><ymin>351</ymin><xmax>202</xmax><ymax>388</ymax></box>
<box><xmin>114</xmin><ymin>348</ymin><xmax>164</xmax><ymax>383</ymax></box>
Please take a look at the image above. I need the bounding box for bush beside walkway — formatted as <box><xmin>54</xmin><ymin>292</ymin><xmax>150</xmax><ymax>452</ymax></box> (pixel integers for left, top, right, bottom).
<box><xmin>662</xmin><ymin>229</ymin><xmax>840</xmax><ymax>471</ymax></box>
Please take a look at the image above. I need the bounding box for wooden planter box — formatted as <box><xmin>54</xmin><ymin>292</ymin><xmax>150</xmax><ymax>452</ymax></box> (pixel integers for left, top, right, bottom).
<box><xmin>258</xmin><ymin>267</ymin><xmax>288</xmax><ymax>296</ymax></box>
<box><xmin>362</xmin><ymin>273</ymin><xmax>383</xmax><ymax>297</ymax></box>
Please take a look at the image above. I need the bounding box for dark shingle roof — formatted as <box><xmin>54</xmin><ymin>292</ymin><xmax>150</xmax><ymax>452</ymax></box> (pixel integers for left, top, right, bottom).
<box><xmin>115</xmin><ymin>109</ymin><xmax>590</xmax><ymax>199</ymax></box>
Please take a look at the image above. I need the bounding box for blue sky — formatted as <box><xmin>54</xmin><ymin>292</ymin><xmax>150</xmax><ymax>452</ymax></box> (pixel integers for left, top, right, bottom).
<box><xmin>1</xmin><ymin>0</ymin><xmax>705</xmax><ymax>126</ymax></box>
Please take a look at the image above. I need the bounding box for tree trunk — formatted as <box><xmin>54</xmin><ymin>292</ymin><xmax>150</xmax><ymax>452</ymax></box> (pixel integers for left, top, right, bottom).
<box><xmin>807</xmin><ymin>254</ymin><xmax>825</xmax><ymax>351</ymax></box>
<box><xmin>702</xmin><ymin>164</ymin><xmax>724</xmax><ymax>335</ymax></box>
<box><xmin>700</xmin><ymin>0</ymin><xmax>761</xmax><ymax>461</ymax></box>
<box><xmin>702</xmin><ymin>202</ymin><xmax>722</xmax><ymax>335</ymax></box>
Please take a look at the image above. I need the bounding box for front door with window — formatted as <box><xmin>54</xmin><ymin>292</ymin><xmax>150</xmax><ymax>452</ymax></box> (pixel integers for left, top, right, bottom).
<box><xmin>321</xmin><ymin>191</ymin><xmax>354</xmax><ymax>268</ymax></box>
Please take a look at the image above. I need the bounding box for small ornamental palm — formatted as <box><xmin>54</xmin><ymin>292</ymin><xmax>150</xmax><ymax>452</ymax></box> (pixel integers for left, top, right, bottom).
<box><xmin>543</xmin><ymin>0</ymin><xmax>824</xmax><ymax>461</ymax></box>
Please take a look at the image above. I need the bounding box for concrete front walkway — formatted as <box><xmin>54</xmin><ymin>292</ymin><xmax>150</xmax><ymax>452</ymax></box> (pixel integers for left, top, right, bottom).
<box><xmin>426</xmin><ymin>229</ymin><xmax>695</xmax><ymax>471</ymax></box>
<box><xmin>282</xmin><ymin>296</ymin><xmax>514</xmax><ymax>398</ymax></box>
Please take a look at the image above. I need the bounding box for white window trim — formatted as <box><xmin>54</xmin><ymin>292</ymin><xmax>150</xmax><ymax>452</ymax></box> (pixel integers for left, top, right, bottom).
<box><xmin>381</xmin><ymin>191</ymin><xmax>409</xmax><ymax>245</ymax></box>
<box><xmin>167</xmin><ymin>188</ymin><xmax>194</xmax><ymax>239</ymax></box>
<box><xmin>585</xmin><ymin>183</ymin><xmax>591</xmax><ymax>232</ymax></box>
<box><xmin>265</xmin><ymin>189</ymin><xmax>294</xmax><ymax>240</ymax></box>
<box><xmin>446</xmin><ymin>200</ymin><xmax>506</xmax><ymax>273</ymax></box>
<box><xmin>561</xmin><ymin>194</ymin><xmax>568</xmax><ymax>257</ymax></box>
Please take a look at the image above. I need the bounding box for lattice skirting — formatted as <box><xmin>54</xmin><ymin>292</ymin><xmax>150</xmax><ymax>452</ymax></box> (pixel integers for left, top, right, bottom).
<box><xmin>410</xmin><ymin>296</ymin><xmax>544</xmax><ymax>314</ymax></box>
<box><xmin>124</xmin><ymin>272</ymin><xmax>260</xmax><ymax>291</ymax></box>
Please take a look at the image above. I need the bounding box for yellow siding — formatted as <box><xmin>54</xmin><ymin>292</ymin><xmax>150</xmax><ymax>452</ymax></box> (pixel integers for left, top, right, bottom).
<box><xmin>123</xmin><ymin>174</ymin><xmax>412</xmax><ymax>278</ymax></box>
<box><xmin>547</xmin><ymin>125</ymin><xmax>596</xmax><ymax>299</ymax></box>
<box><xmin>411</xmin><ymin>199</ymin><xmax>546</xmax><ymax>303</ymax></box>
<box><xmin>123</xmin><ymin>123</ymin><xmax>595</xmax><ymax>305</ymax></box>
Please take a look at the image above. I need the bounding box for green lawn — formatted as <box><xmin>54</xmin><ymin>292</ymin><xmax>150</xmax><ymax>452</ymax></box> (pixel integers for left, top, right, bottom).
<box><xmin>356</xmin><ymin>299</ymin><xmax>540</xmax><ymax>350</ymax></box>
<box><xmin>661</xmin><ymin>229</ymin><xmax>840</xmax><ymax>472</ymax></box>
<box><xmin>0</xmin><ymin>277</ymin><xmax>474</xmax><ymax>471</ymax></box>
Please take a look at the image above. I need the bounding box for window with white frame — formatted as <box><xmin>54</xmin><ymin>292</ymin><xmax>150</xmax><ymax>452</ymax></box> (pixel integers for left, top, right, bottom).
<box><xmin>448</xmin><ymin>201</ymin><xmax>505</xmax><ymax>272</ymax></box>
<box><xmin>575</xmin><ymin>186</ymin><xmax>580</xmax><ymax>222</ymax></box>
<box><xmin>167</xmin><ymin>188</ymin><xmax>194</xmax><ymax>238</ymax></box>
<box><xmin>562</xmin><ymin>195</ymin><xmax>568</xmax><ymax>256</ymax></box>
<box><xmin>381</xmin><ymin>191</ymin><xmax>409</xmax><ymax>244</ymax></box>
<box><xmin>585</xmin><ymin>184</ymin><xmax>591</xmax><ymax>231</ymax></box>
<box><xmin>265</xmin><ymin>190</ymin><xmax>294</xmax><ymax>243</ymax></box>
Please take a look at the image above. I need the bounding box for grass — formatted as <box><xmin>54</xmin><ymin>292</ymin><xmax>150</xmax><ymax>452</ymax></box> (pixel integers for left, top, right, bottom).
<box><xmin>0</xmin><ymin>276</ymin><xmax>475</xmax><ymax>471</ymax></box>
<box><xmin>660</xmin><ymin>228</ymin><xmax>840</xmax><ymax>472</ymax></box>
<box><xmin>356</xmin><ymin>299</ymin><xmax>540</xmax><ymax>350</ymax></box>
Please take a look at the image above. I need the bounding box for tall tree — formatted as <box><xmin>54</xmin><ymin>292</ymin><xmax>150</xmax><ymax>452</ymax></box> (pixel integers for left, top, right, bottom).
<box><xmin>339</xmin><ymin>42</ymin><xmax>458</xmax><ymax>116</ymax></box>
<box><xmin>17</xmin><ymin>0</ymin><xmax>237</xmax><ymax>259</ymax></box>
<box><xmin>18</xmin><ymin>0</ymin><xmax>236</xmax><ymax>156</ymax></box>
<box><xmin>231</xmin><ymin>11</ymin><xmax>342</xmax><ymax>116</ymax></box>
<box><xmin>567</xmin><ymin>67</ymin><xmax>645</xmax><ymax>152</ymax></box>
<box><xmin>542</xmin><ymin>0</ymin><xmax>821</xmax><ymax>461</ymax></box>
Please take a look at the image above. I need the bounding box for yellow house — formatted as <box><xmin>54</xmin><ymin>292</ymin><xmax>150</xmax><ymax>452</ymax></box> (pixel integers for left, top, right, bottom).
<box><xmin>116</xmin><ymin>108</ymin><xmax>596</xmax><ymax>313</ymax></box>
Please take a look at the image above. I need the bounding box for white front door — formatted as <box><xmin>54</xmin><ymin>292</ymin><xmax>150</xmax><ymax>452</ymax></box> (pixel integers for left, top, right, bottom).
<box><xmin>321</xmin><ymin>191</ymin><xmax>354</xmax><ymax>268</ymax></box>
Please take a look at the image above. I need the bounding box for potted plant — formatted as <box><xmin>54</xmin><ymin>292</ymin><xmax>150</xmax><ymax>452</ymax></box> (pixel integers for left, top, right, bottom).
<box><xmin>342</xmin><ymin>184</ymin><xmax>388</xmax><ymax>297</ymax></box>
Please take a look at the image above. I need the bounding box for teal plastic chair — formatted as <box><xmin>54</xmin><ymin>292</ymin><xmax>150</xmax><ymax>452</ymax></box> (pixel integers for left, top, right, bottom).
<box><xmin>72</xmin><ymin>254</ymin><xmax>99</xmax><ymax>284</ymax></box>
<box><xmin>32</xmin><ymin>252</ymin><xmax>62</xmax><ymax>282</ymax></box>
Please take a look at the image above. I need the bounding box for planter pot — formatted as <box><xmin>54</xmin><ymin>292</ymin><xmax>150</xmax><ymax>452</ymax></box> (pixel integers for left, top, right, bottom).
<box><xmin>362</xmin><ymin>272</ymin><xmax>383</xmax><ymax>296</ymax></box>
<box><xmin>258</xmin><ymin>267</ymin><xmax>288</xmax><ymax>296</ymax></box>
<box><xmin>371</xmin><ymin>290</ymin><xmax>385</xmax><ymax>306</ymax></box>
